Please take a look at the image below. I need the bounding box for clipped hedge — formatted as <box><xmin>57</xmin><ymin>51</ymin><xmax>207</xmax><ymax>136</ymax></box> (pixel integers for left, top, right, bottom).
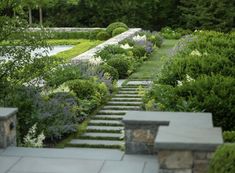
<box><xmin>106</xmin><ymin>22</ymin><xmax>128</xmax><ymax>35</ymax></box>
<box><xmin>112</xmin><ymin>27</ymin><xmax>128</xmax><ymax>37</ymax></box>
<box><xmin>96</xmin><ymin>31</ymin><xmax>110</xmax><ymax>40</ymax></box>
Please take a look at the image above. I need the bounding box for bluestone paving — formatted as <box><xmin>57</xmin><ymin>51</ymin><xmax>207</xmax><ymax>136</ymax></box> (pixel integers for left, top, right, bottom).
<box><xmin>87</xmin><ymin>126</ymin><xmax>124</xmax><ymax>131</ymax></box>
<box><xmin>89</xmin><ymin>120</ymin><xmax>123</xmax><ymax>125</ymax></box>
<box><xmin>81</xmin><ymin>132</ymin><xmax>123</xmax><ymax>138</ymax></box>
<box><xmin>0</xmin><ymin>156</ymin><xmax>21</xmax><ymax>173</ymax></box>
<box><xmin>1</xmin><ymin>147</ymin><xmax>123</xmax><ymax>160</ymax></box>
<box><xmin>98</xmin><ymin>110</ymin><xmax>127</xmax><ymax>114</ymax></box>
<box><xmin>155</xmin><ymin>126</ymin><xmax>223</xmax><ymax>151</ymax></box>
<box><xmin>123</xmin><ymin>111</ymin><xmax>213</xmax><ymax>128</ymax></box>
<box><xmin>10</xmin><ymin>157</ymin><xmax>103</xmax><ymax>173</ymax></box>
<box><xmin>69</xmin><ymin>139</ymin><xmax>123</xmax><ymax>146</ymax></box>
<box><xmin>103</xmin><ymin>105</ymin><xmax>141</xmax><ymax>110</ymax></box>
<box><xmin>100</xmin><ymin>160</ymin><xmax>145</xmax><ymax>173</ymax></box>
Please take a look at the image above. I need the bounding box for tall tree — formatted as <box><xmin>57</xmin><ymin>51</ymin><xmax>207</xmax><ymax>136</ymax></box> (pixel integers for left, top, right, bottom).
<box><xmin>22</xmin><ymin>0</ymin><xmax>36</xmax><ymax>26</ymax></box>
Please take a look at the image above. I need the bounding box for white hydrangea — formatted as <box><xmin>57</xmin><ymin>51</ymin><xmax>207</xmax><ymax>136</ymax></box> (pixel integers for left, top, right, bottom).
<box><xmin>23</xmin><ymin>124</ymin><xmax>45</xmax><ymax>148</ymax></box>
<box><xmin>120</xmin><ymin>43</ymin><xmax>133</xmax><ymax>49</ymax></box>
<box><xmin>132</xmin><ymin>34</ymin><xmax>147</xmax><ymax>42</ymax></box>
<box><xmin>89</xmin><ymin>56</ymin><xmax>104</xmax><ymax>66</ymax></box>
<box><xmin>190</xmin><ymin>49</ymin><xmax>202</xmax><ymax>56</ymax></box>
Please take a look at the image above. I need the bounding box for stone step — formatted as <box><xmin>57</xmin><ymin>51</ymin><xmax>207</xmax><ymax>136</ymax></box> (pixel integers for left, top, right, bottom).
<box><xmin>93</xmin><ymin>115</ymin><xmax>123</xmax><ymax>120</ymax></box>
<box><xmin>126</xmin><ymin>81</ymin><xmax>152</xmax><ymax>86</ymax></box>
<box><xmin>103</xmin><ymin>105</ymin><xmax>141</xmax><ymax>111</ymax></box>
<box><xmin>80</xmin><ymin>132</ymin><xmax>123</xmax><ymax>140</ymax></box>
<box><xmin>120</xmin><ymin>88</ymin><xmax>139</xmax><ymax>91</ymax></box>
<box><xmin>111</xmin><ymin>98</ymin><xmax>142</xmax><ymax>102</ymax></box>
<box><xmin>68</xmin><ymin>139</ymin><xmax>123</xmax><ymax>149</ymax></box>
<box><xmin>97</xmin><ymin>110</ymin><xmax>126</xmax><ymax>115</ymax></box>
<box><xmin>89</xmin><ymin>120</ymin><xmax>123</xmax><ymax>126</ymax></box>
<box><xmin>87</xmin><ymin>126</ymin><xmax>124</xmax><ymax>133</ymax></box>
<box><xmin>107</xmin><ymin>101</ymin><xmax>142</xmax><ymax>106</ymax></box>
<box><xmin>113</xmin><ymin>94</ymin><xmax>142</xmax><ymax>98</ymax></box>
<box><xmin>118</xmin><ymin>91</ymin><xmax>139</xmax><ymax>94</ymax></box>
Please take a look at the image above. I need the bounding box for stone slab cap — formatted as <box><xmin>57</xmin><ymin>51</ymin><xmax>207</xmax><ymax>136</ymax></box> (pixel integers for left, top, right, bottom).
<box><xmin>122</xmin><ymin>111</ymin><xmax>213</xmax><ymax>128</ymax></box>
<box><xmin>155</xmin><ymin>126</ymin><xmax>223</xmax><ymax>151</ymax></box>
<box><xmin>0</xmin><ymin>108</ymin><xmax>18</xmax><ymax>120</ymax></box>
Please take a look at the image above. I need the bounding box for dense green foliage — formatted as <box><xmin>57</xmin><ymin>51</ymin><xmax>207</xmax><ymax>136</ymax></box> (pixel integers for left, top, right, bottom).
<box><xmin>223</xmin><ymin>131</ymin><xmax>235</xmax><ymax>143</ymax></box>
<box><xmin>97</xmin><ymin>64</ymin><xmax>119</xmax><ymax>81</ymax></box>
<box><xmin>6</xmin><ymin>0</ymin><xmax>232</xmax><ymax>31</ymax></box>
<box><xmin>112</xmin><ymin>27</ymin><xmax>128</xmax><ymax>37</ymax></box>
<box><xmin>106</xmin><ymin>22</ymin><xmax>128</xmax><ymax>35</ymax></box>
<box><xmin>144</xmin><ymin>31</ymin><xmax>235</xmax><ymax>131</ymax></box>
<box><xmin>209</xmin><ymin>144</ymin><xmax>235</xmax><ymax>173</ymax></box>
<box><xmin>96</xmin><ymin>31</ymin><xmax>110</xmax><ymax>40</ymax></box>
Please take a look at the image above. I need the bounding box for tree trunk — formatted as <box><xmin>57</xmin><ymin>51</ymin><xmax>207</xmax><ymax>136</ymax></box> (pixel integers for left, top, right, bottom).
<box><xmin>28</xmin><ymin>7</ymin><xmax>32</xmax><ymax>26</ymax></box>
<box><xmin>39</xmin><ymin>7</ymin><xmax>43</xmax><ymax>26</ymax></box>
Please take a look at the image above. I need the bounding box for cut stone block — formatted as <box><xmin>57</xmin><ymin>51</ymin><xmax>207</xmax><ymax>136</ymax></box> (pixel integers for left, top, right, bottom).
<box><xmin>94</xmin><ymin>115</ymin><xmax>124</xmax><ymax>120</ymax></box>
<box><xmin>103</xmin><ymin>106</ymin><xmax>141</xmax><ymax>111</ymax></box>
<box><xmin>155</xmin><ymin>126</ymin><xmax>223</xmax><ymax>151</ymax></box>
<box><xmin>107</xmin><ymin>102</ymin><xmax>142</xmax><ymax>106</ymax></box>
<box><xmin>89</xmin><ymin>120</ymin><xmax>123</xmax><ymax>126</ymax></box>
<box><xmin>81</xmin><ymin>133</ymin><xmax>123</xmax><ymax>139</ymax></box>
<box><xmin>98</xmin><ymin>110</ymin><xmax>127</xmax><ymax>115</ymax></box>
<box><xmin>69</xmin><ymin>139</ymin><xmax>123</xmax><ymax>146</ymax></box>
<box><xmin>111</xmin><ymin>98</ymin><xmax>142</xmax><ymax>102</ymax></box>
<box><xmin>127</xmin><ymin>81</ymin><xmax>152</xmax><ymax>86</ymax></box>
<box><xmin>87</xmin><ymin>126</ymin><xmax>124</xmax><ymax>132</ymax></box>
<box><xmin>114</xmin><ymin>94</ymin><xmax>141</xmax><ymax>98</ymax></box>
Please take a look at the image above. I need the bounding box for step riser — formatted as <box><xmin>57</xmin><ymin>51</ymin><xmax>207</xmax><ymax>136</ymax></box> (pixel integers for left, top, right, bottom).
<box><xmin>66</xmin><ymin>144</ymin><xmax>122</xmax><ymax>149</ymax></box>
<box><xmin>89</xmin><ymin>123</ymin><xmax>123</xmax><ymax>127</ymax></box>
<box><xmin>78</xmin><ymin>136</ymin><xmax>122</xmax><ymax>141</ymax></box>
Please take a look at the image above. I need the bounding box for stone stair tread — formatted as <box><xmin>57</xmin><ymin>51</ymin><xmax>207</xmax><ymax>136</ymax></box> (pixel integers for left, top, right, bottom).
<box><xmin>69</xmin><ymin>139</ymin><xmax>122</xmax><ymax>146</ymax></box>
<box><xmin>127</xmin><ymin>81</ymin><xmax>152</xmax><ymax>86</ymax></box>
<box><xmin>81</xmin><ymin>132</ymin><xmax>123</xmax><ymax>138</ymax></box>
<box><xmin>120</xmin><ymin>88</ymin><xmax>139</xmax><ymax>91</ymax></box>
<box><xmin>111</xmin><ymin>98</ymin><xmax>142</xmax><ymax>101</ymax></box>
<box><xmin>107</xmin><ymin>101</ymin><xmax>142</xmax><ymax>105</ymax></box>
<box><xmin>87</xmin><ymin>126</ymin><xmax>124</xmax><ymax>131</ymax></box>
<box><xmin>103</xmin><ymin>105</ymin><xmax>141</xmax><ymax>110</ymax></box>
<box><xmin>118</xmin><ymin>91</ymin><xmax>139</xmax><ymax>94</ymax></box>
<box><xmin>94</xmin><ymin>115</ymin><xmax>124</xmax><ymax>120</ymax></box>
<box><xmin>114</xmin><ymin>94</ymin><xmax>142</xmax><ymax>98</ymax></box>
<box><xmin>98</xmin><ymin>110</ymin><xmax>127</xmax><ymax>114</ymax></box>
<box><xmin>89</xmin><ymin>120</ymin><xmax>123</xmax><ymax>125</ymax></box>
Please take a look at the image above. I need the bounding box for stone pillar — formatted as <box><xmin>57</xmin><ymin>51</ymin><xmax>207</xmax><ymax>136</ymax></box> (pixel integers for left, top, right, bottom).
<box><xmin>158</xmin><ymin>150</ymin><xmax>214</xmax><ymax>173</ymax></box>
<box><xmin>0</xmin><ymin>108</ymin><xmax>18</xmax><ymax>148</ymax></box>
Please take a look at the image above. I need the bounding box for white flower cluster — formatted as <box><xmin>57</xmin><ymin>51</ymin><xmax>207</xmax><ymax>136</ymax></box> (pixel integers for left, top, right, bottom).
<box><xmin>89</xmin><ymin>56</ymin><xmax>104</xmax><ymax>66</ymax></box>
<box><xmin>23</xmin><ymin>124</ymin><xmax>45</xmax><ymax>148</ymax></box>
<box><xmin>120</xmin><ymin>43</ymin><xmax>133</xmax><ymax>49</ymax></box>
<box><xmin>177</xmin><ymin>74</ymin><xmax>195</xmax><ymax>86</ymax></box>
<box><xmin>132</xmin><ymin>34</ymin><xmax>147</xmax><ymax>43</ymax></box>
<box><xmin>190</xmin><ymin>49</ymin><xmax>202</xmax><ymax>56</ymax></box>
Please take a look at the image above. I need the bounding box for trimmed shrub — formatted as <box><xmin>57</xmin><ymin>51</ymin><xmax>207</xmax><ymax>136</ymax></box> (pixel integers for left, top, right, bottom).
<box><xmin>132</xmin><ymin>45</ymin><xmax>146</xmax><ymax>58</ymax></box>
<box><xmin>96</xmin><ymin>31</ymin><xmax>110</xmax><ymax>40</ymax></box>
<box><xmin>223</xmin><ymin>131</ymin><xmax>235</xmax><ymax>143</ymax></box>
<box><xmin>106</xmin><ymin>22</ymin><xmax>128</xmax><ymax>35</ymax></box>
<box><xmin>97</xmin><ymin>45</ymin><xmax>127</xmax><ymax>61</ymax></box>
<box><xmin>107</xmin><ymin>57</ymin><xmax>131</xmax><ymax>79</ymax></box>
<box><xmin>45</xmin><ymin>65</ymin><xmax>81</xmax><ymax>87</ymax></box>
<box><xmin>112</xmin><ymin>27</ymin><xmax>128</xmax><ymax>37</ymax></box>
<box><xmin>97</xmin><ymin>64</ymin><xmax>119</xmax><ymax>81</ymax></box>
<box><xmin>66</xmin><ymin>79</ymin><xmax>96</xmax><ymax>99</ymax></box>
<box><xmin>208</xmin><ymin>144</ymin><xmax>235</xmax><ymax>173</ymax></box>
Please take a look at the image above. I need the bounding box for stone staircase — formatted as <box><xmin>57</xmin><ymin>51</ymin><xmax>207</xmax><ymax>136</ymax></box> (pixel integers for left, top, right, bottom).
<box><xmin>66</xmin><ymin>80</ymin><xmax>151</xmax><ymax>149</ymax></box>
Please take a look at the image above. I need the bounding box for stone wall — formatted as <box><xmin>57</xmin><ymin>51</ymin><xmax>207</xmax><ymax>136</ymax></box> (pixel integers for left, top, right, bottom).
<box><xmin>71</xmin><ymin>28</ymin><xmax>142</xmax><ymax>63</ymax></box>
<box><xmin>28</xmin><ymin>27</ymin><xmax>105</xmax><ymax>32</ymax></box>
<box><xmin>158</xmin><ymin>150</ymin><xmax>214</xmax><ymax>173</ymax></box>
<box><xmin>0</xmin><ymin>108</ymin><xmax>17</xmax><ymax>148</ymax></box>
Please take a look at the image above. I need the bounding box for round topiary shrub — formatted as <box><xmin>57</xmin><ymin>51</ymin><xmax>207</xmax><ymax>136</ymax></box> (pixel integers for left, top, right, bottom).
<box><xmin>97</xmin><ymin>64</ymin><xmax>119</xmax><ymax>81</ymax></box>
<box><xmin>112</xmin><ymin>27</ymin><xmax>128</xmax><ymax>37</ymax></box>
<box><xmin>106</xmin><ymin>22</ymin><xmax>128</xmax><ymax>35</ymax></box>
<box><xmin>96</xmin><ymin>31</ymin><xmax>110</xmax><ymax>40</ymax></box>
<box><xmin>208</xmin><ymin>144</ymin><xmax>235</xmax><ymax>173</ymax></box>
<box><xmin>107</xmin><ymin>57</ymin><xmax>130</xmax><ymax>79</ymax></box>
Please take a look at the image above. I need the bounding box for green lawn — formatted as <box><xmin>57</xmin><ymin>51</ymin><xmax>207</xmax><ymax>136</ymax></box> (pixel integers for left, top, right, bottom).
<box><xmin>129</xmin><ymin>39</ymin><xmax>179</xmax><ymax>80</ymax></box>
<box><xmin>51</xmin><ymin>39</ymin><xmax>102</xmax><ymax>61</ymax></box>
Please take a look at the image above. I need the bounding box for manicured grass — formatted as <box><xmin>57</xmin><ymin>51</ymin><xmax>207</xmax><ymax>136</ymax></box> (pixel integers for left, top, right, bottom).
<box><xmin>46</xmin><ymin>39</ymin><xmax>83</xmax><ymax>45</ymax></box>
<box><xmin>129</xmin><ymin>39</ymin><xmax>179</xmax><ymax>80</ymax></box>
<box><xmin>52</xmin><ymin>39</ymin><xmax>102</xmax><ymax>61</ymax></box>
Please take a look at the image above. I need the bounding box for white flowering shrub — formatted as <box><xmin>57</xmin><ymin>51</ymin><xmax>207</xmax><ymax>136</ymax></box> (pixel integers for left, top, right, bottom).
<box><xmin>23</xmin><ymin>124</ymin><xmax>45</xmax><ymax>148</ymax></box>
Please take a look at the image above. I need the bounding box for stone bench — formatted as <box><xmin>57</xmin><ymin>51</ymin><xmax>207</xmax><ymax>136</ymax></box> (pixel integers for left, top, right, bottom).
<box><xmin>0</xmin><ymin>108</ymin><xmax>18</xmax><ymax>148</ymax></box>
<box><xmin>122</xmin><ymin>111</ymin><xmax>214</xmax><ymax>154</ymax></box>
<box><xmin>156</xmin><ymin>126</ymin><xmax>223</xmax><ymax>173</ymax></box>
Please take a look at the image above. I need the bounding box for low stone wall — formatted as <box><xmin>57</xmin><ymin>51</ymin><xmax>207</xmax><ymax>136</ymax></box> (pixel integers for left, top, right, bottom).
<box><xmin>0</xmin><ymin>108</ymin><xmax>18</xmax><ymax>148</ymax></box>
<box><xmin>71</xmin><ymin>28</ymin><xmax>142</xmax><ymax>63</ymax></box>
<box><xmin>158</xmin><ymin>150</ymin><xmax>214</xmax><ymax>173</ymax></box>
<box><xmin>28</xmin><ymin>27</ymin><xmax>105</xmax><ymax>32</ymax></box>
